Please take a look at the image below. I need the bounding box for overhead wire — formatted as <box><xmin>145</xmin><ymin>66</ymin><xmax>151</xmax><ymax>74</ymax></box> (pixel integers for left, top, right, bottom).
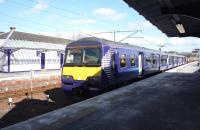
<box><xmin>0</xmin><ymin>12</ymin><xmax>76</xmax><ymax>32</ymax></box>
<box><xmin>1</xmin><ymin>0</ymin><xmax>143</xmax><ymax>40</ymax></box>
<box><xmin>9</xmin><ymin>0</ymin><xmax>125</xmax><ymax>31</ymax></box>
<box><xmin>28</xmin><ymin>0</ymin><xmax>128</xmax><ymax>29</ymax></box>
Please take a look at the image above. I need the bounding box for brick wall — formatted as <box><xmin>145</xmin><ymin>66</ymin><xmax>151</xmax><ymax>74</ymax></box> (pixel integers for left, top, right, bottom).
<box><xmin>0</xmin><ymin>75</ymin><xmax>61</xmax><ymax>99</ymax></box>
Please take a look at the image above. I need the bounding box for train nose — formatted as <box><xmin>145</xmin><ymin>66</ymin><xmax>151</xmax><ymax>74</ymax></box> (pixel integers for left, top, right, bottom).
<box><xmin>61</xmin><ymin>75</ymin><xmax>74</xmax><ymax>88</ymax></box>
<box><xmin>61</xmin><ymin>75</ymin><xmax>85</xmax><ymax>91</ymax></box>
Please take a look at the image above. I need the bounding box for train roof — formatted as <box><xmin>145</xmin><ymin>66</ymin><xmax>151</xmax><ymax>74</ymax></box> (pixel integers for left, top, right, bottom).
<box><xmin>71</xmin><ymin>37</ymin><xmax>185</xmax><ymax>57</ymax></box>
<box><xmin>75</xmin><ymin>37</ymin><xmax>160</xmax><ymax>53</ymax></box>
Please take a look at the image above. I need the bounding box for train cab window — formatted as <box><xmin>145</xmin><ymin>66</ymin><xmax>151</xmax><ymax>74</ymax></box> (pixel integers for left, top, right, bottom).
<box><xmin>120</xmin><ymin>54</ymin><xmax>126</xmax><ymax>67</ymax></box>
<box><xmin>66</xmin><ymin>49</ymin><xmax>82</xmax><ymax>64</ymax></box>
<box><xmin>130</xmin><ymin>55</ymin><xmax>135</xmax><ymax>66</ymax></box>
<box><xmin>65</xmin><ymin>47</ymin><xmax>101</xmax><ymax>66</ymax></box>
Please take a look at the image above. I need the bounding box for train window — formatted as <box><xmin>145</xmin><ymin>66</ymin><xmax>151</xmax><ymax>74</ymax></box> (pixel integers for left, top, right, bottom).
<box><xmin>145</xmin><ymin>56</ymin><xmax>152</xmax><ymax>66</ymax></box>
<box><xmin>152</xmin><ymin>55</ymin><xmax>157</xmax><ymax>65</ymax></box>
<box><xmin>152</xmin><ymin>59</ymin><xmax>156</xmax><ymax>65</ymax></box>
<box><xmin>66</xmin><ymin>49</ymin><xmax>82</xmax><ymax>64</ymax></box>
<box><xmin>120</xmin><ymin>54</ymin><xmax>126</xmax><ymax>67</ymax></box>
<box><xmin>130</xmin><ymin>55</ymin><xmax>135</xmax><ymax>66</ymax></box>
<box><xmin>169</xmin><ymin>56</ymin><xmax>173</xmax><ymax>65</ymax></box>
<box><xmin>161</xmin><ymin>55</ymin><xmax>167</xmax><ymax>65</ymax></box>
<box><xmin>161</xmin><ymin>59</ymin><xmax>167</xmax><ymax>65</ymax></box>
<box><xmin>83</xmin><ymin>48</ymin><xmax>101</xmax><ymax>65</ymax></box>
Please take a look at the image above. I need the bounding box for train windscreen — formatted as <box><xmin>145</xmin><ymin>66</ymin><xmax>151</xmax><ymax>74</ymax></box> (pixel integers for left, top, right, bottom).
<box><xmin>64</xmin><ymin>47</ymin><xmax>101</xmax><ymax>67</ymax></box>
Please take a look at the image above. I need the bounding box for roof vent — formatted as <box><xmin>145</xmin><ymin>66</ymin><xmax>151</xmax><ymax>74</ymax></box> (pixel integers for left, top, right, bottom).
<box><xmin>10</xmin><ymin>27</ymin><xmax>16</xmax><ymax>31</ymax></box>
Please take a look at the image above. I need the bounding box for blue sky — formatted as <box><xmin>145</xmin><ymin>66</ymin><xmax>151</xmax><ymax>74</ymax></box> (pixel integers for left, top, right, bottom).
<box><xmin>0</xmin><ymin>0</ymin><xmax>200</xmax><ymax>52</ymax></box>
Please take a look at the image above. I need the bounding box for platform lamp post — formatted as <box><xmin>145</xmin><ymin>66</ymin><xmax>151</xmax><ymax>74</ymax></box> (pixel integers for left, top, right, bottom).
<box><xmin>199</xmin><ymin>49</ymin><xmax>200</xmax><ymax>67</ymax></box>
<box><xmin>198</xmin><ymin>49</ymin><xmax>200</xmax><ymax>67</ymax></box>
<box><xmin>192</xmin><ymin>49</ymin><xmax>200</xmax><ymax>67</ymax></box>
<box><xmin>197</xmin><ymin>49</ymin><xmax>200</xmax><ymax>66</ymax></box>
<box><xmin>158</xmin><ymin>43</ymin><xmax>168</xmax><ymax>52</ymax></box>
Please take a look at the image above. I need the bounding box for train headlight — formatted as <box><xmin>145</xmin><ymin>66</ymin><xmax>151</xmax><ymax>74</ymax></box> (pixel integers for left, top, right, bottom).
<box><xmin>62</xmin><ymin>75</ymin><xmax>73</xmax><ymax>80</ymax></box>
<box><xmin>66</xmin><ymin>75</ymin><xmax>70</xmax><ymax>79</ymax></box>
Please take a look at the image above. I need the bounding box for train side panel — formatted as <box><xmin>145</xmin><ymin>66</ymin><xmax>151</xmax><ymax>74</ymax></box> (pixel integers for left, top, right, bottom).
<box><xmin>114</xmin><ymin>48</ymin><xmax>139</xmax><ymax>82</ymax></box>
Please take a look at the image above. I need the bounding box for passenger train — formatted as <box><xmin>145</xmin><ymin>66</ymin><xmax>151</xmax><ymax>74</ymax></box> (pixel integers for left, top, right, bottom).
<box><xmin>61</xmin><ymin>37</ymin><xmax>186</xmax><ymax>97</ymax></box>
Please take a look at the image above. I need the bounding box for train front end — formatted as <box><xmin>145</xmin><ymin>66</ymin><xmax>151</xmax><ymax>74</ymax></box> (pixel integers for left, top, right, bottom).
<box><xmin>61</xmin><ymin>40</ymin><xmax>102</xmax><ymax>96</ymax></box>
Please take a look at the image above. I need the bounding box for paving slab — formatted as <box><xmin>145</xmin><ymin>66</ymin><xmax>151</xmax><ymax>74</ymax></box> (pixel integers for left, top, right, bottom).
<box><xmin>2</xmin><ymin>62</ymin><xmax>200</xmax><ymax>130</ymax></box>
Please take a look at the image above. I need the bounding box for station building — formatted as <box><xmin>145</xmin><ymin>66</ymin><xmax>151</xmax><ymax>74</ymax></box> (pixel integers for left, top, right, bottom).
<box><xmin>0</xmin><ymin>29</ymin><xmax>71</xmax><ymax>72</ymax></box>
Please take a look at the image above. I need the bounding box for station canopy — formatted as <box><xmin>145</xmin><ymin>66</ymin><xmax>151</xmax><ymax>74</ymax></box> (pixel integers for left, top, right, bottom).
<box><xmin>0</xmin><ymin>39</ymin><xmax>66</xmax><ymax>51</ymax></box>
<box><xmin>123</xmin><ymin>0</ymin><xmax>200</xmax><ymax>37</ymax></box>
<box><xmin>0</xmin><ymin>31</ymin><xmax>71</xmax><ymax>51</ymax></box>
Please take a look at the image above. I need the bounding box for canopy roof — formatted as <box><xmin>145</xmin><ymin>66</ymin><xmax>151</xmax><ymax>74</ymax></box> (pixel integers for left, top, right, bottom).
<box><xmin>0</xmin><ymin>39</ymin><xmax>66</xmax><ymax>51</ymax></box>
<box><xmin>0</xmin><ymin>31</ymin><xmax>71</xmax><ymax>44</ymax></box>
<box><xmin>0</xmin><ymin>31</ymin><xmax>71</xmax><ymax>51</ymax></box>
<box><xmin>123</xmin><ymin>0</ymin><xmax>200</xmax><ymax>37</ymax></box>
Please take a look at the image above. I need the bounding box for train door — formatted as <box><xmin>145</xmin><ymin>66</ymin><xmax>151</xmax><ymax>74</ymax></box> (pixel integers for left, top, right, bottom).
<box><xmin>41</xmin><ymin>53</ymin><xmax>45</xmax><ymax>69</ymax></box>
<box><xmin>152</xmin><ymin>54</ymin><xmax>157</xmax><ymax>69</ymax></box>
<box><xmin>138</xmin><ymin>52</ymin><xmax>143</xmax><ymax>76</ymax></box>
<box><xmin>110</xmin><ymin>52</ymin><xmax>117</xmax><ymax>84</ymax></box>
<box><xmin>172</xmin><ymin>56</ymin><xmax>174</xmax><ymax>67</ymax></box>
<box><xmin>158</xmin><ymin>54</ymin><xmax>161</xmax><ymax>71</ymax></box>
<box><xmin>111</xmin><ymin>53</ymin><xmax>116</xmax><ymax>72</ymax></box>
<box><xmin>158</xmin><ymin>54</ymin><xmax>161</xmax><ymax>70</ymax></box>
<box><xmin>167</xmin><ymin>55</ymin><xmax>169</xmax><ymax>68</ymax></box>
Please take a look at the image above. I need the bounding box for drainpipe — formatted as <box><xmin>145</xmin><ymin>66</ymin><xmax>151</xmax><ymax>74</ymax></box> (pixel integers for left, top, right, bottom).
<box><xmin>7</xmin><ymin>49</ymin><xmax>12</xmax><ymax>72</ymax></box>
<box><xmin>3</xmin><ymin>27</ymin><xmax>16</xmax><ymax>72</ymax></box>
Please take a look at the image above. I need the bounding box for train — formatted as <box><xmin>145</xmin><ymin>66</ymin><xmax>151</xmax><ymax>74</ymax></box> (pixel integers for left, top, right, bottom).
<box><xmin>61</xmin><ymin>37</ymin><xmax>186</xmax><ymax>97</ymax></box>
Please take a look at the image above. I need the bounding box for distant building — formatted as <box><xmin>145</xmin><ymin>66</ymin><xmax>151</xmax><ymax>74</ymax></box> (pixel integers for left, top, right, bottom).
<box><xmin>0</xmin><ymin>30</ymin><xmax>71</xmax><ymax>72</ymax></box>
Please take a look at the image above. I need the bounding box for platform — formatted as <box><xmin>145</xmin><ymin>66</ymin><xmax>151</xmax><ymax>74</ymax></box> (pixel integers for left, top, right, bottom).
<box><xmin>3</xmin><ymin>62</ymin><xmax>200</xmax><ymax>130</ymax></box>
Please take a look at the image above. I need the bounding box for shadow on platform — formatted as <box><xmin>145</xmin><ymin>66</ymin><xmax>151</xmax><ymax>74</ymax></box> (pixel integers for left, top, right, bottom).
<box><xmin>0</xmin><ymin>88</ymin><xmax>69</xmax><ymax>129</ymax></box>
<box><xmin>60</xmin><ymin>68</ymin><xmax>200</xmax><ymax>130</ymax></box>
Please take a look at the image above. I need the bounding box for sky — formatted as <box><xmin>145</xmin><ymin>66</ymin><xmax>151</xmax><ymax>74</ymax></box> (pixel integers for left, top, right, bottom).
<box><xmin>0</xmin><ymin>0</ymin><xmax>200</xmax><ymax>52</ymax></box>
